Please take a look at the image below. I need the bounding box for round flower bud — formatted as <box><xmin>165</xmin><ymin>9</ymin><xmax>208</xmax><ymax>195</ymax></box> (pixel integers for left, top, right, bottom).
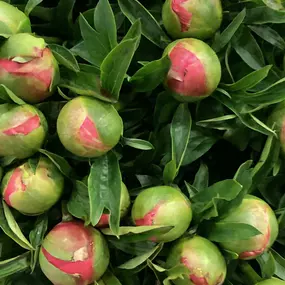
<box><xmin>131</xmin><ymin>186</ymin><xmax>192</xmax><ymax>242</ymax></box>
<box><xmin>162</xmin><ymin>0</ymin><xmax>222</xmax><ymax>40</ymax></box>
<box><xmin>0</xmin><ymin>2</ymin><xmax>31</xmax><ymax>36</ymax></box>
<box><xmin>0</xmin><ymin>104</ymin><xmax>47</xmax><ymax>159</ymax></box>
<box><xmin>39</xmin><ymin>221</ymin><xmax>110</xmax><ymax>285</ymax></box>
<box><xmin>219</xmin><ymin>195</ymin><xmax>279</xmax><ymax>260</ymax></box>
<box><xmin>166</xmin><ymin>236</ymin><xmax>227</xmax><ymax>285</ymax></box>
<box><xmin>0</xmin><ymin>33</ymin><xmax>60</xmax><ymax>103</ymax></box>
<box><xmin>96</xmin><ymin>182</ymin><xmax>130</xmax><ymax>227</ymax></box>
<box><xmin>163</xmin><ymin>38</ymin><xmax>221</xmax><ymax>102</ymax></box>
<box><xmin>57</xmin><ymin>96</ymin><xmax>123</xmax><ymax>158</ymax></box>
<box><xmin>1</xmin><ymin>157</ymin><xmax>64</xmax><ymax>215</ymax></box>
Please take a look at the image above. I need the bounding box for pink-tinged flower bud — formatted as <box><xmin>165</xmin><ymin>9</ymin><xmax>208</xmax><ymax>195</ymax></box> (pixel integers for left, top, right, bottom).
<box><xmin>0</xmin><ymin>2</ymin><xmax>31</xmax><ymax>37</ymax></box>
<box><xmin>1</xmin><ymin>157</ymin><xmax>64</xmax><ymax>215</ymax></box>
<box><xmin>96</xmin><ymin>182</ymin><xmax>130</xmax><ymax>228</ymax></box>
<box><xmin>39</xmin><ymin>221</ymin><xmax>110</xmax><ymax>285</ymax></box>
<box><xmin>268</xmin><ymin>101</ymin><xmax>285</xmax><ymax>154</ymax></box>
<box><xmin>166</xmin><ymin>236</ymin><xmax>226</xmax><ymax>285</ymax></box>
<box><xmin>219</xmin><ymin>195</ymin><xmax>278</xmax><ymax>260</ymax></box>
<box><xmin>257</xmin><ymin>279</ymin><xmax>285</xmax><ymax>285</ymax></box>
<box><xmin>162</xmin><ymin>0</ymin><xmax>222</xmax><ymax>40</ymax></box>
<box><xmin>57</xmin><ymin>96</ymin><xmax>123</xmax><ymax>158</ymax></box>
<box><xmin>131</xmin><ymin>186</ymin><xmax>192</xmax><ymax>242</ymax></box>
<box><xmin>0</xmin><ymin>104</ymin><xmax>47</xmax><ymax>159</ymax></box>
<box><xmin>0</xmin><ymin>33</ymin><xmax>60</xmax><ymax>103</ymax></box>
<box><xmin>163</xmin><ymin>38</ymin><xmax>221</xmax><ymax>102</ymax></box>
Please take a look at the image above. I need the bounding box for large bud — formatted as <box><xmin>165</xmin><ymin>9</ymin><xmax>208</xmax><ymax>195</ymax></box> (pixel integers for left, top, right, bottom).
<box><xmin>0</xmin><ymin>33</ymin><xmax>60</xmax><ymax>103</ymax></box>
<box><xmin>57</xmin><ymin>96</ymin><xmax>123</xmax><ymax>158</ymax></box>
<box><xmin>1</xmin><ymin>157</ymin><xmax>64</xmax><ymax>215</ymax></box>
<box><xmin>268</xmin><ymin>101</ymin><xmax>285</xmax><ymax>154</ymax></box>
<box><xmin>131</xmin><ymin>186</ymin><xmax>192</xmax><ymax>242</ymax></box>
<box><xmin>162</xmin><ymin>0</ymin><xmax>222</xmax><ymax>40</ymax></box>
<box><xmin>219</xmin><ymin>195</ymin><xmax>278</xmax><ymax>260</ymax></box>
<box><xmin>0</xmin><ymin>2</ymin><xmax>31</xmax><ymax>37</ymax></box>
<box><xmin>0</xmin><ymin>104</ymin><xmax>47</xmax><ymax>159</ymax></box>
<box><xmin>257</xmin><ymin>279</ymin><xmax>285</xmax><ymax>285</ymax></box>
<box><xmin>96</xmin><ymin>182</ymin><xmax>130</xmax><ymax>227</ymax></box>
<box><xmin>39</xmin><ymin>221</ymin><xmax>110</xmax><ymax>285</ymax></box>
<box><xmin>163</xmin><ymin>38</ymin><xmax>221</xmax><ymax>102</ymax></box>
<box><xmin>166</xmin><ymin>236</ymin><xmax>227</xmax><ymax>285</ymax></box>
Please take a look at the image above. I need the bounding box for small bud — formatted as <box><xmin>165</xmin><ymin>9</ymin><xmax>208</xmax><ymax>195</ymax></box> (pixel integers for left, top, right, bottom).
<box><xmin>57</xmin><ymin>96</ymin><xmax>123</xmax><ymax>158</ymax></box>
<box><xmin>39</xmin><ymin>221</ymin><xmax>110</xmax><ymax>285</ymax></box>
<box><xmin>166</xmin><ymin>236</ymin><xmax>227</xmax><ymax>285</ymax></box>
<box><xmin>1</xmin><ymin>157</ymin><xmax>64</xmax><ymax>215</ymax></box>
<box><xmin>131</xmin><ymin>186</ymin><xmax>192</xmax><ymax>242</ymax></box>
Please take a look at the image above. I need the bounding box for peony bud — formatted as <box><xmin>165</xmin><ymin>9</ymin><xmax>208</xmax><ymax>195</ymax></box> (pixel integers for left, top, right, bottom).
<box><xmin>0</xmin><ymin>33</ymin><xmax>60</xmax><ymax>103</ymax></box>
<box><xmin>39</xmin><ymin>221</ymin><xmax>110</xmax><ymax>285</ymax></box>
<box><xmin>219</xmin><ymin>195</ymin><xmax>279</xmax><ymax>260</ymax></box>
<box><xmin>96</xmin><ymin>182</ymin><xmax>130</xmax><ymax>228</ymax></box>
<box><xmin>57</xmin><ymin>96</ymin><xmax>123</xmax><ymax>158</ymax></box>
<box><xmin>163</xmin><ymin>38</ymin><xmax>221</xmax><ymax>102</ymax></box>
<box><xmin>0</xmin><ymin>2</ymin><xmax>31</xmax><ymax>37</ymax></box>
<box><xmin>166</xmin><ymin>236</ymin><xmax>227</xmax><ymax>285</ymax></box>
<box><xmin>131</xmin><ymin>186</ymin><xmax>192</xmax><ymax>242</ymax></box>
<box><xmin>1</xmin><ymin>156</ymin><xmax>64</xmax><ymax>215</ymax></box>
<box><xmin>0</xmin><ymin>104</ymin><xmax>47</xmax><ymax>159</ymax></box>
<box><xmin>162</xmin><ymin>0</ymin><xmax>223</xmax><ymax>40</ymax></box>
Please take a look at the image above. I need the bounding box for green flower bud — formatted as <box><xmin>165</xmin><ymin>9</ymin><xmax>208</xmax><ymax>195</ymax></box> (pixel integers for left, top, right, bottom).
<box><xmin>256</xmin><ymin>279</ymin><xmax>285</xmax><ymax>285</ymax></box>
<box><xmin>0</xmin><ymin>104</ymin><xmax>47</xmax><ymax>159</ymax></box>
<box><xmin>162</xmin><ymin>0</ymin><xmax>222</xmax><ymax>40</ymax></box>
<box><xmin>163</xmin><ymin>38</ymin><xmax>221</xmax><ymax>102</ymax></box>
<box><xmin>1</xmin><ymin>156</ymin><xmax>64</xmax><ymax>215</ymax></box>
<box><xmin>131</xmin><ymin>186</ymin><xmax>192</xmax><ymax>242</ymax></box>
<box><xmin>219</xmin><ymin>195</ymin><xmax>279</xmax><ymax>260</ymax></box>
<box><xmin>57</xmin><ymin>96</ymin><xmax>123</xmax><ymax>158</ymax></box>
<box><xmin>0</xmin><ymin>33</ymin><xmax>60</xmax><ymax>103</ymax></box>
<box><xmin>0</xmin><ymin>2</ymin><xmax>31</xmax><ymax>37</ymax></box>
<box><xmin>166</xmin><ymin>236</ymin><xmax>227</xmax><ymax>285</ymax></box>
<box><xmin>96</xmin><ymin>182</ymin><xmax>130</xmax><ymax>227</ymax></box>
<box><xmin>39</xmin><ymin>221</ymin><xmax>110</xmax><ymax>285</ymax></box>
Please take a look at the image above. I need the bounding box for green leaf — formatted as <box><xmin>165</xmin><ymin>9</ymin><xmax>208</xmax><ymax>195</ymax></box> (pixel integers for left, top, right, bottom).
<box><xmin>94</xmin><ymin>0</ymin><xmax>117</xmax><ymax>49</ymax></box>
<box><xmin>25</xmin><ymin>0</ymin><xmax>43</xmax><ymax>16</ymax></box>
<box><xmin>245</xmin><ymin>7</ymin><xmax>285</xmax><ymax>24</ymax></box>
<box><xmin>261</xmin><ymin>0</ymin><xmax>284</xmax><ymax>11</ymax></box>
<box><xmin>49</xmin><ymin>44</ymin><xmax>80</xmax><ymax>72</ymax></box>
<box><xmin>89</xmin><ymin>152</ymin><xmax>121</xmax><ymax>235</ymax></box>
<box><xmin>182</xmin><ymin>128</ymin><xmax>218</xmax><ymax>166</ymax></box>
<box><xmin>193</xmin><ymin>163</ymin><xmax>209</xmax><ymax>191</ymax></box>
<box><xmin>232</xmin><ymin>26</ymin><xmax>265</xmax><ymax>70</ymax></box>
<box><xmin>122</xmin><ymin>137</ymin><xmax>154</xmax><ymax>150</ymax></box>
<box><xmin>212</xmin><ymin>9</ymin><xmax>246</xmax><ymax>52</ymax></box>
<box><xmin>118</xmin><ymin>0</ymin><xmax>170</xmax><ymax>48</ymax></box>
<box><xmin>67</xmin><ymin>180</ymin><xmax>90</xmax><ymax>222</ymax></box>
<box><xmin>118</xmin><ymin>243</ymin><xmax>163</xmax><ymax>270</ymax></box>
<box><xmin>221</xmin><ymin>65</ymin><xmax>272</xmax><ymax>92</ymax></box>
<box><xmin>207</xmin><ymin>222</ymin><xmax>261</xmax><ymax>242</ymax></box>
<box><xmin>100</xmin><ymin>22</ymin><xmax>141</xmax><ymax>101</ymax></box>
<box><xmin>163</xmin><ymin>159</ymin><xmax>176</xmax><ymax>185</ymax></box>
<box><xmin>256</xmin><ymin>251</ymin><xmax>276</xmax><ymax>279</ymax></box>
<box><xmin>101</xmin><ymin>270</ymin><xmax>122</xmax><ymax>285</ymax></box>
<box><xmin>1</xmin><ymin>202</ymin><xmax>34</xmax><ymax>251</ymax></box>
<box><xmin>249</xmin><ymin>25</ymin><xmax>285</xmax><ymax>50</ymax></box>
<box><xmin>0</xmin><ymin>252</ymin><xmax>30</xmax><ymax>279</ymax></box>
<box><xmin>163</xmin><ymin>265</ymin><xmax>190</xmax><ymax>285</ymax></box>
<box><xmin>39</xmin><ymin>149</ymin><xmax>72</xmax><ymax>178</ymax></box>
<box><xmin>79</xmin><ymin>13</ymin><xmax>111</xmax><ymax>67</ymax></box>
<box><xmin>130</xmin><ymin>55</ymin><xmax>171</xmax><ymax>92</ymax></box>
<box><xmin>271</xmin><ymin>249</ymin><xmax>285</xmax><ymax>280</ymax></box>
<box><xmin>0</xmin><ymin>85</ymin><xmax>25</xmax><ymax>105</ymax></box>
<box><xmin>29</xmin><ymin>214</ymin><xmax>48</xmax><ymax>272</ymax></box>
<box><xmin>70</xmin><ymin>41</ymin><xmax>98</xmax><ymax>66</ymax></box>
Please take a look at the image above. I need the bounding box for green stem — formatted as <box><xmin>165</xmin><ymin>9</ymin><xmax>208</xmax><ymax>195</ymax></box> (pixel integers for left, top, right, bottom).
<box><xmin>239</xmin><ymin>261</ymin><xmax>262</xmax><ymax>285</ymax></box>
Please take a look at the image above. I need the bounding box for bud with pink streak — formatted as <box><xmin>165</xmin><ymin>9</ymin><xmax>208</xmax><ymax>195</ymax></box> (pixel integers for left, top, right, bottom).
<box><xmin>0</xmin><ymin>33</ymin><xmax>60</xmax><ymax>103</ymax></box>
<box><xmin>39</xmin><ymin>221</ymin><xmax>110</xmax><ymax>285</ymax></box>
<box><xmin>162</xmin><ymin>0</ymin><xmax>222</xmax><ymax>40</ymax></box>
<box><xmin>163</xmin><ymin>38</ymin><xmax>221</xmax><ymax>102</ymax></box>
